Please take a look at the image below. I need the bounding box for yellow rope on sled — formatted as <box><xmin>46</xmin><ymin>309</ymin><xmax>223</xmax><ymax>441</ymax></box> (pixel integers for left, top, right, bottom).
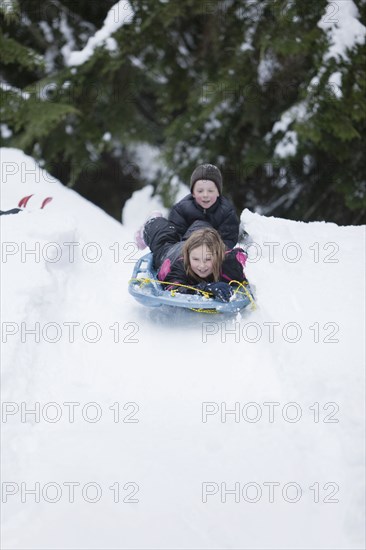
<box><xmin>129</xmin><ymin>277</ymin><xmax>211</xmax><ymax>298</ymax></box>
<box><xmin>129</xmin><ymin>276</ymin><xmax>256</xmax><ymax>312</ymax></box>
<box><xmin>229</xmin><ymin>280</ymin><xmax>257</xmax><ymax>310</ymax></box>
<box><xmin>190</xmin><ymin>307</ymin><xmax>221</xmax><ymax>314</ymax></box>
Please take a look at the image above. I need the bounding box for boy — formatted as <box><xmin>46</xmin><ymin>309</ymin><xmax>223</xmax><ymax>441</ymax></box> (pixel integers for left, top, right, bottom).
<box><xmin>168</xmin><ymin>164</ymin><xmax>239</xmax><ymax>249</ymax></box>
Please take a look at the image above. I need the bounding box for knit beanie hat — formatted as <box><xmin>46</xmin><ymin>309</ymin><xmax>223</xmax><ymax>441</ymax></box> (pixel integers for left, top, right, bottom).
<box><xmin>190</xmin><ymin>164</ymin><xmax>223</xmax><ymax>194</ymax></box>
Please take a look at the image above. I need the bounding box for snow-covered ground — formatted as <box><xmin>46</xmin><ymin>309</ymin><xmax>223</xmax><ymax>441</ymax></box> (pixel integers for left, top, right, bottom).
<box><xmin>1</xmin><ymin>148</ymin><xmax>365</xmax><ymax>550</ymax></box>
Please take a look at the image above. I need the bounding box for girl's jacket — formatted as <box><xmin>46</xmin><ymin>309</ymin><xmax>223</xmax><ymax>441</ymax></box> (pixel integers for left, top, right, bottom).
<box><xmin>157</xmin><ymin>245</ymin><xmax>247</xmax><ymax>292</ymax></box>
<box><xmin>168</xmin><ymin>194</ymin><xmax>239</xmax><ymax>249</ymax></box>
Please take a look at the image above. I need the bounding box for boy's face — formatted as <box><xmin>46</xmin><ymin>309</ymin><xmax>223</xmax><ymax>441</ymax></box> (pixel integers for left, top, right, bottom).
<box><xmin>192</xmin><ymin>179</ymin><xmax>219</xmax><ymax>209</ymax></box>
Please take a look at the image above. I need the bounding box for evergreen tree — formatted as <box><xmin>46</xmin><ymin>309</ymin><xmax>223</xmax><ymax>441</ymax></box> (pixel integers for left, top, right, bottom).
<box><xmin>0</xmin><ymin>0</ymin><xmax>149</xmax><ymax>218</ymax></box>
<box><xmin>1</xmin><ymin>0</ymin><xmax>365</xmax><ymax>223</ymax></box>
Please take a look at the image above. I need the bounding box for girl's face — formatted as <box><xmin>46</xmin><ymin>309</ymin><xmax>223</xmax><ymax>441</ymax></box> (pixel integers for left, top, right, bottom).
<box><xmin>189</xmin><ymin>244</ymin><xmax>214</xmax><ymax>278</ymax></box>
<box><xmin>192</xmin><ymin>179</ymin><xmax>219</xmax><ymax>208</ymax></box>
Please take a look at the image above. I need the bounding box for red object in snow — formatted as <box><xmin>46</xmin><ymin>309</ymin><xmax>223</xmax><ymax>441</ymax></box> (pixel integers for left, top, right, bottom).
<box><xmin>41</xmin><ymin>197</ymin><xmax>53</xmax><ymax>209</ymax></box>
<box><xmin>17</xmin><ymin>195</ymin><xmax>53</xmax><ymax>209</ymax></box>
<box><xmin>18</xmin><ymin>194</ymin><xmax>34</xmax><ymax>208</ymax></box>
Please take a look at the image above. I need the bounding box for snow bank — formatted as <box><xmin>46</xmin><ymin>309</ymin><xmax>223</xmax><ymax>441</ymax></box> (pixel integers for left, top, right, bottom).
<box><xmin>1</xmin><ymin>148</ymin><xmax>365</xmax><ymax>549</ymax></box>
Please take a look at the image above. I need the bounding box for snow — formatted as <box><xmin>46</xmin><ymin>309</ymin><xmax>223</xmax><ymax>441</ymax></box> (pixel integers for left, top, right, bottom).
<box><xmin>312</xmin><ymin>0</ymin><xmax>366</xmax><ymax>103</ymax></box>
<box><xmin>130</xmin><ymin>143</ymin><xmax>164</xmax><ymax>182</ymax></box>
<box><xmin>328</xmin><ymin>70</ymin><xmax>343</xmax><ymax>99</ymax></box>
<box><xmin>318</xmin><ymin>0</ymin><xmax>366</xmax><ymax>62</ymax></box>
<box><xmin>257</xmin><ymin>53</ymin><xmax>280</xmax><ymax>87</ymax></box>
<box><xmin>65</xmin><ymin>1</ymin><xmax>134</xmax><ymax>67</ymax></box>
<box><xmin>1</xmin><ymin>124</ymin><xmax>12</xmax><ymax>138</ymax></box>
<box><xmin>0</xmin><ymin>0</ymin><xmax>17</xmax><ymax>16</ymax></box>
<box><xmin>271</xmin><ymin>103</ymin><xmax>308</xmax><ymax>135</ymax></box>
<box><xmin>266</xmin><ymin>103</ymin><xmax>307</xmax><ymax>158</ymax></box>
<box><xmin>122</xmin><ymin>184</ymin><xmax>167</xmax><ymax>227</ymax></box>
<box><xmin>274</xmin><ymin>130</ymin><xmax>298</xmax><ymax>158</ymax></box>
<box><xmin>60</xmin><ymin>12</ymin><xmax>77</xmax><ymax>67</ymax></box>
<box><xmin>1</xmin><ymin>148</ymin><xmax>365</xmax><ymax>550</ymax></box>
<box><xmin>0</xmin><ymin>82</ymin><xmax>30</xmax><ymax>100</ymax></box>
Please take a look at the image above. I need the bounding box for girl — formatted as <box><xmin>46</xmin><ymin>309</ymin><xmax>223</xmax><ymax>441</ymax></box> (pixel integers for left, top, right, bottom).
<box><xmin>143</xmin><ymin>217</ymin><xmax>247</xmax><ymax>302</ymax></box>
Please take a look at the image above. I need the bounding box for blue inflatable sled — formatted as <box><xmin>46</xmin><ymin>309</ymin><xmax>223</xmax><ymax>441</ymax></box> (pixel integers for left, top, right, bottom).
<box><xmin>128</xmin><ymin>253</ymin><xmax>255</xmax><ymax>314</ymax></box>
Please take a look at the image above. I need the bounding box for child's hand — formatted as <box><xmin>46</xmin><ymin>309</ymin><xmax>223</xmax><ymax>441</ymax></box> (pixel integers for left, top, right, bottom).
<box><xmin>197</xmin><ymin>282</ymin><xmax>233</xmax><ymax>302</ymax></box>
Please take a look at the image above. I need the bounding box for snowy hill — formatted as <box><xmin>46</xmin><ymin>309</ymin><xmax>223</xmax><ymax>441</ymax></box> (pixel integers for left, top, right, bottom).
<box><xmin>1</xmin><ymin>148</ymin><xmax>365</xmax><ymax>550</ymax></box>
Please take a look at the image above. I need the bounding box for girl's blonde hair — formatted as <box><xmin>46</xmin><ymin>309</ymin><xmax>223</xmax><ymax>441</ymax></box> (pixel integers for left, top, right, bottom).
<box><xmin>183</xmin><ymin>228</ymin><xmax>226</xmax><ymax>281</ymax></box>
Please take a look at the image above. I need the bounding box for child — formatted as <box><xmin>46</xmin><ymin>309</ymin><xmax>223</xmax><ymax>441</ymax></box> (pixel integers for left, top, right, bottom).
<box><xmin>168</xmin><ymin>163</ymin><xmax>240</xmax><ymax>249</ymax></box>
<box><xmin>142</xmin><ymin>216</ymin><xmax>247</xmax><ymax>302</ymax></box>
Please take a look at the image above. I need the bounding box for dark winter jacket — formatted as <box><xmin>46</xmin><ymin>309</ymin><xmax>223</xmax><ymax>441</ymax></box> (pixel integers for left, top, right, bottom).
<box><xmin>168</xmin><ymin>194</ymin><xmax>239</xmax><ymax>249</ymax></box>
<box><xmin>157</xmin><ymin>246</ymin><xmax>247</xmax><ymax>292</ymax></box>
